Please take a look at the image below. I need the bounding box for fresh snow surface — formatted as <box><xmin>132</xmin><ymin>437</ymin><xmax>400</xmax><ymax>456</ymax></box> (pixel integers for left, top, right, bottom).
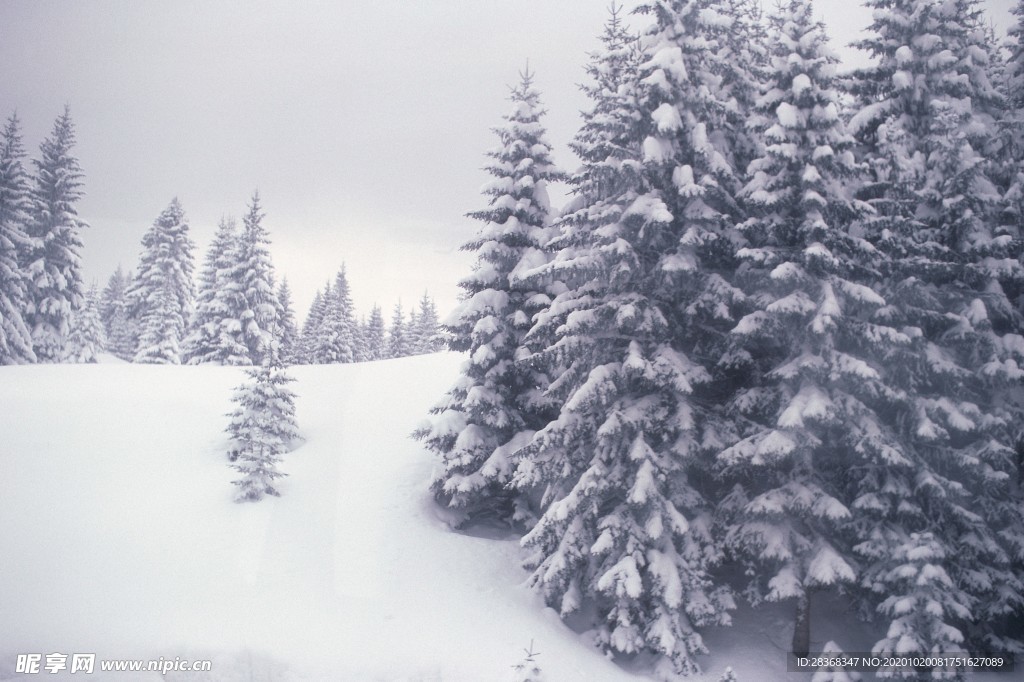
<box><xmin>0</xmin><ymin>354</ymin><xmax>1004</xmax><ymax>681</ymax></box>
<box><xmin>0</xmin><ymin>355</ymin><xmax>641</xmax><ymax>681</ymax></box>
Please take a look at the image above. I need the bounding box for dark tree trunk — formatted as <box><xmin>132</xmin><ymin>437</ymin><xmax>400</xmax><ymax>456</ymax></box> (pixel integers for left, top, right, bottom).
<box><xmin>792</xmin><ymin>590</ymin><xmax>811</xmax><ymax>657</ymax></box>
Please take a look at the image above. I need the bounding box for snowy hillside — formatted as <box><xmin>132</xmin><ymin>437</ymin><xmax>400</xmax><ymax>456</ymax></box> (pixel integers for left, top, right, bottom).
<box><xmin>0</xmin><ymin>354</ymin><xmax>647</xmax><ymax>681</ymax></box>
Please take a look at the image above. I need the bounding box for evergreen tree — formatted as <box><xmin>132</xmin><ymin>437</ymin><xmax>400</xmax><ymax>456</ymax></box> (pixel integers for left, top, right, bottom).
<box><xmin>352</xmin><ymin>315</ymin><xmax>371</xmax><ymax>362</ymax></box>
<box><xmin>183</xmin><ymin>216</ymin><xmax>239</xmax><ymax>364</ymax></box>
<box><xmin>416</xmin><ymin>67</ymin><xmax>566</xmax><ymax>528</ymax></box>
<box><xmin>25</xmin><ymin>106</ymin><xmax>87</xmax><ymax>362</ymax></box>
<box><xmin>217</xmin><ymin>192</ymin><xmax>280</xmax><ymax>365</ymax></box>
<box><xmin>100</xmin><ymin>266</ymin><xmax>136</xmax><ymax>361</ymax></box>
<box><xmin>365</xmin><ymin>303</ymin><xmax>386</xmax><ymax>360</ymax></box>
<box><xmin>387</xmin><ymin>300</ymin><xmax>409</xmax><ymax>358</ymax></box>
<box><xmin>721</xmin><ymin>0</ymin><xmax>883</xmax><ymax>656</ymax></box>
<box><xmin>411</xmin><ymin>290</ymin><xmax>442</xmax><ymax>353</ymax></box>
<box><xmin>294</xmin><ymin>286</ymin><xmax>326</xmax><ymax>364</ymax></box>
<box><xmin>848</xmin><ymin>0</ymin><xmax>1024</xmax><ymax>652</ymax></box>
<box><xmin>510</xmin><ymin>641</ymin><xmax>544</xmax><ymax>682</ymax></box>
<box><xmin>0</xmin><ymin>112</ymin><xmax>35</xmax><ymax>364</ymax></box>
<box><xmin>63</xmin><ymin>281</ymin><xmax>105</xmax><ymax>363</ymax></box>
<box><xmin>872</xmin><ymin>533</ymin><xmax>971</xmax><ymax>680</ymax></box>
<box><xmin>313</xmin><ymin>266</ymin><xmax>356</xmax><ymax>363</ymax></box>
<box><xmin>1000</xmin><ymin>1</ymin><xmax>1024</xmax><ymax>244</ymax></box>
<box><xmin>129</xmin><ymin>198</ymin><xmax>195</xmax><ymax>364</ymax></box>
<box><xmin>276</xmin><ymin>277</ymin><xmax>297</xmax><ymax>364</ymax></box>
<box><xmin>510</xmin><ymin>2</ymin><xmax>753</xmax><ymax>673</ymax></box>
<box><xmin>228</xmin><ymin>360</ymin><xmax>299</xmax><ymax>501</ymax></box>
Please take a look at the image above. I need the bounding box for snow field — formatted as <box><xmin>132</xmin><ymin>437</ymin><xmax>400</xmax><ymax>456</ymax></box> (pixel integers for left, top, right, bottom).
<box><xmin>0</xmin><ymin>355</ymin><xmax>642</xmax><ymax>681</ymax></box>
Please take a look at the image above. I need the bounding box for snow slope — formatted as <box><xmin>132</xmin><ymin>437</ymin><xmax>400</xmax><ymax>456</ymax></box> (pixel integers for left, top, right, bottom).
<box><xmin>0</xmin><ymin>354</ymin><xmax>649</xmax><ymax>681</ymax></box>
<box><xmin>2</xmin><ymin>354</ymin><xmax>977</xmax><ymax>681</ymax></box>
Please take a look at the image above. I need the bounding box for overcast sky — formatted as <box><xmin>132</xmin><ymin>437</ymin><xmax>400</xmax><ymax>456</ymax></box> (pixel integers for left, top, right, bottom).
<box><xmin>0</xmin><ymin>0</ymin><xmax>1017</xmax><ymax>321</ymax></box>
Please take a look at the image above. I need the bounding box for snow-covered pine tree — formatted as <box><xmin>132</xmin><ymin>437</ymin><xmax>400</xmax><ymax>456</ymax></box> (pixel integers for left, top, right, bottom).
<box><xmin>129</xmin><ymin>198</ymin><xmax>195</xmax><ymax>364</ymax></box>
<box><xmin>999</xmin><ymin>0</ymin><xmax>1024</xmax><ymax>251</ymax></box>
<box><xmin>313</xmin><ymin>266</ymin><xmax>356</xmax><ymax>363</ymax></box>
<box><xmin>410</xmin><ymin>290</ymin><xmax>442</xmax><ymax>354</ymax></box>
<box><xmin>228</xmin><ymin>358</ymin><xmax>299</xmax><ymax>501</ymax></box>
<box><xmin>100</xmin><ymin>266</ymin><xmax>137</xmax><ymax>361</ymax></box>
<box><xmin>293</xmin><ymin>286</ymin><xmax>326</xmax><ymax>364</ymax></box>
<box><xmin>0</xmin><ymin>112</ymin><xmax>35</xmax><ymax>364</ymax></box>
<box><xmin>415</xmin><ymin>67</ymin><xmax>565</xmax><ymax>526</ymax></box>
<box><xmin>509</xmin><ymin>641</ymin><xmax>544</xmax><ymax>682</ymax></box>
<box><xmin>183</xmin><ymin>216</ymin><xmax>239</xmax><ymax>364</ymax></box>
<box><xmin>511</xmin><ymin>1</ymin><xmax>763</xmax><ymax>672</ymax></box>
<box><xmin>720</xmin><ymin>0</ymin><xmax>890</xmax><ymax>656</ymax></box>
<box><xmin>25</xmin><ymin>106</ymin><xmax>87</xmax><ymax>362</ymax></box>
<box><xmin>847</xmin><ymin>0</ymin><xmax>1024</xmax><ymax>652</ymax></box>
<box><xmin>63</xmin><ymin>281</ymin><xmax>105</xmax><ymax>363</ymax></box>
<box><xmin>387</xmin><ymin>300</ymin><xmax>409</xmax><ymax>359</ymax></box>
<box><xmin>718</xmin><ymin>667</ymin><xmax>739</xmax><ymax>682</ymax></box>
<box><xmin>872</xmin><ymin>533</ymin><xmax>971</xmax><ymax>680</ymax></box>
<box><xmin>365</xmin><ymin>304</ymin><xmax>386</xmax><ymax>360</ymax></box>
<box><xmin>218</xmin><ymin>191</ymin><xmax>280</xmax><ymax>365</ymax></box>
<box><xmin>276</xmin><ymin>277</ymin><xmax>297</xmax><ymax>364</ymax></box>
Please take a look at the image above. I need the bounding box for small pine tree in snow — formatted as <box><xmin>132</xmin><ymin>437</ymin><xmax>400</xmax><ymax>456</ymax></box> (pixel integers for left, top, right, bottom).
<box><xmin>25</xmin><ymin>106</ymin><xmax>87</xmax><ymax>362</ymax></box>
<box><xmin>0</xmin><ymin>112</ymin><xmax>35</xmax><ymax>364</ymax></box>
<box><xmin>183</xmin><ymin>216</ymin><xmax>239</xmax><ymax>364</ymax></box>
<box><xmin>509</xmin><ymin>641</ymin><xmax>543</xmax><ymax>682</ymax></box>
<box><xmin>416</xmin><ymin>67</ymin><xmax>565</xmax><ymax>526</ymax></box>
<box><xmin>718</xmin><ymin>667</ymin><xmax>738</xmax><ymax>682</ymax></box>
<box><xmin>228</xmin><ymin>360</ymin><xmax>299</xmax><ymax>501</ymax></box>
<box><xmin>63</xmin><ymin>282</ymin><xmax>105</xmax><ymax>363</ymax></box>
<box><xmin>129</xmin><ymin>198</ymin><xmax>195</xmax><ymax>364</ymax></box>
<box><xmin>100</xmin><ymin>266</ymin><xmax>137</xmax><ymax>361</ymax></box>
<box><xmin>872</xmin><ymin>533</ymin><xmax>971</xmax><ymax>680</ymax></box>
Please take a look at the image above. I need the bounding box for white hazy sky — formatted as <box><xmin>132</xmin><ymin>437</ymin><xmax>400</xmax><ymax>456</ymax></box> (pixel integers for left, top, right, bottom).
<box><xmin>0</xmin><ymin>0</ymin><xmax>1017</xmax><ymax>321</ymax></box>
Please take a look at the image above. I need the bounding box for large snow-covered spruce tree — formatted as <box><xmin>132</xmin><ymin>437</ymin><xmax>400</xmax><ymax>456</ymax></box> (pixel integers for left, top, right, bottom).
<box><xmin>848</xmin><ymin>0</ymin><xmax>1024</xmax><ymax>653</ymax></box>
<box><xmin>416</xmin><ymin>69</ymin><xmax>566</xmax><ymax>524</ymax></box>
<box><xmin>0</xmin><ymin>112</ymin><xmax>35</xmax><ymax>364</ymax></box>
<box><xmin>25</xmin><ymin>106</ymin><xmax>87</xmax><ymax>362</ymax></box>
<box><xmin>512</xmin><ymin>1</ymin><xmax>760</xmax><ymax>673</ymax></box>
<box><xmin>719</xmin><ymin>0</ymin><xmax>892</xmax><ymax>657</ymax></box>
<box><xmin>129</xmin><ymin>198</ymin><xmax>195</xmax><ymax>364</ymax></box>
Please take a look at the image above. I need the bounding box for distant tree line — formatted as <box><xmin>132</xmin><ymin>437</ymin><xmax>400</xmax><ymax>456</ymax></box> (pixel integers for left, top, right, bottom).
<box><xmin>0</xmin><ymin>112</ymin><xmax>445</xmax><ymax>367</ymax></box>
